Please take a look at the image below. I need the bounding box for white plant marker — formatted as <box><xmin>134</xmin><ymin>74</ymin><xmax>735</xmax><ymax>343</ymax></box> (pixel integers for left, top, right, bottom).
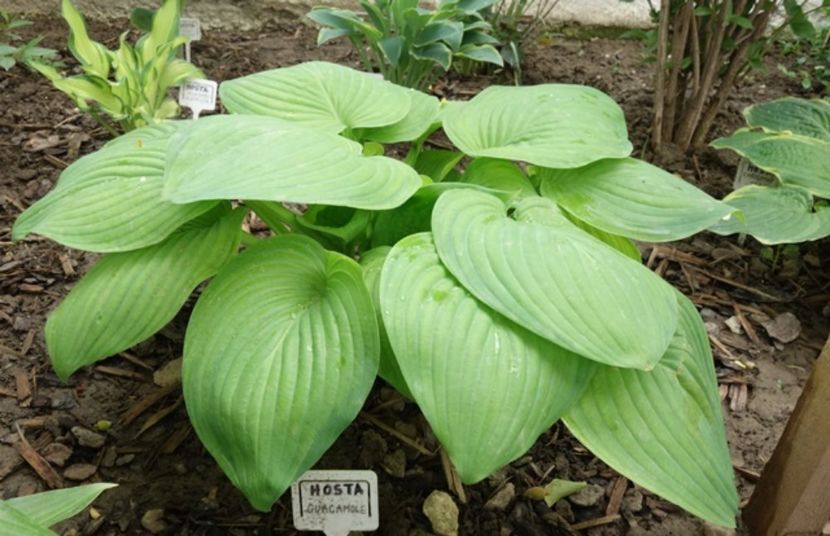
<box><xmin>291</xmin><ymin>470</ymin><xmax>379</xmax><ymax>536</ymax></box>
<box><xmin>178</xmin><ymin>79</ymin><xmax>217</xmax><ymax>120</ymax></box>
<box><xmin>179</xmin><ymin>17</ymin><xmax>201</xmax><ymax>63</ymax></box>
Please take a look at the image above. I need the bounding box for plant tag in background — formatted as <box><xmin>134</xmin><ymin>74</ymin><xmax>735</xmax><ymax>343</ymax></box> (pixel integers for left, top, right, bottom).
<box><xmin>178</xmin><ymin>79</ymin><xmax>217</xmax><ymax>119</ymax></box>
<box><xmin>291</xmin><ymin>470</ymin><xmax>379</xmax><ymax>536</ymax></box>
<box><xmin>734</xmin><ymin>158</ymin><xmax>777</xmax><ymax>189</ymax></box>
<box><xmin>179</xmin><ymin>17</ymin><xmax>201</xmax><ymax>62</ymax></box>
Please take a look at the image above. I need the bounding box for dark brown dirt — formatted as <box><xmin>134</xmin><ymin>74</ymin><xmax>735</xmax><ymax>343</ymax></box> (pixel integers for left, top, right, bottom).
<box><xmin>1</xmin><ymin>13</ymin><xmax>828</xmax><ymax>536</ymax></box>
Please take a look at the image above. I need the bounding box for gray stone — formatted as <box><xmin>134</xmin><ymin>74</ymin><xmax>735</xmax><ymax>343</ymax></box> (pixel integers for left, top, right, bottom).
<box><xmin>568</xmin><ymin>483</ymin><xmax>605</xmax><ymax>507</ymax></box>
<box><xmin>64</xmin><ymin>463</ymin><xmax>97</xmax><ymax>481</ymax></box>
<box><xmin>623</xmin><ymin>489</ymin><xmax>643</xmax><ymax>513</ymax></box>
<box><xmin>423</xmin><ymin>491</ymin><xmax>459</xmax><ymax>536</ymax></box>
<box><xmin>71</xmin><ymin>426</ymin><xmax>105</xmax><ymax>449</ymax></box>
<box><xmin>485</xmin><ymin>483</ymin><xmax>515</xmax><ymax>511</ymax></box>
<box><xmin>762</xmin><ymin>312</ymin><xmax>802</xmax><ymax>343</ymax></box>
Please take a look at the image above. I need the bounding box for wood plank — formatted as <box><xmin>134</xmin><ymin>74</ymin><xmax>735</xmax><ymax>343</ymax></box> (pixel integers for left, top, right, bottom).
<box><xmin>743</xmin><ymin>337</ymin><xmax>830</xmax><ymax>535</ymax></box>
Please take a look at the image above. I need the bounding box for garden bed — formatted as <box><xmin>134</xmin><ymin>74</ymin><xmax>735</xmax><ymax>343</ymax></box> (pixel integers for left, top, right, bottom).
<box><xmin>1</xmin><ymin>12</ymin><xmax>828</xmax><ymax>535</ymax></box>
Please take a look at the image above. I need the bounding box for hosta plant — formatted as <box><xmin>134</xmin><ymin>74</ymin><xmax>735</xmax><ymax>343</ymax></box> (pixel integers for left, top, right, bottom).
<box><xmin>308</xmin><ymin>0</ymin><xmax>503</xmax><ymax>90</ymax></box>
<box><xmin>0</xmin><ymin>483</ymin><xmax>115</xmax><ymax>535</ymax></box>
<box><xmin>15</xmin><ymin>61</ymin><xmax>739</xmax><ymax>526</ymax></box>
<box><xmin>711</xmin><ymin>96</ymin><xmax>830</xmax><ymax>244</ymax></box>
<box><xmin>31</xmin><ymin>0</ymin><xmax>201</xmax><ymax>134</ymax></box>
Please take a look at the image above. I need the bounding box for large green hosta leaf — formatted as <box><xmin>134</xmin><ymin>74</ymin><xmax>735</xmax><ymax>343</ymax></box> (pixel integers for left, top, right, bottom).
<box><xmin>540</xmin><ymin>158</ymin><xmax>734</xmax><ymax>242</ymax></box>
<box><xmin>46</xmin><ymin>205</ymin><xmax>245</xmax><ymax>379</ymax></box>
<box><xmin>711</xmin><ymin>129</ymin><xmax>830</xmax><ymax>198</ymax></box>
<box><xmin>381</xmin><ymin>233</ymin><xmax>595</xmax><ymax>482</ymax></box>
<box><xmin>744</xmin><ymin>97</ymin><xmax>830</xmax><ymax>142</ymax></box>
<box><xmin>441</xmin><ymin>85</ymin><xmax>632</xmax><ymax>169</ymax></box>
<box><xmin>356</xmin><ymin>89</ymin><xmax>440</xmax><ymax>143</ymax></box>
<box><xmin>710</xmin><ymin>184</ymin><xmax>830</xmax><ymax>244</ymax></box>
<box><xmin>432</xmin><ymin>190</ymin><xmax>678</xmax><ymax>369</ymax></box>
<box><xmin>360</xmin><ymin>247</ymin><xmax>412</xmax><ymax>398</ymax></box>
<box><xmin>461</xmin><ymin>158</ymin><xmax>536</xmax><ymax>199</ymax></box>
<box><xmin>564</xmin><ymin>294</ymin><xmax>738</xmax><ymax>528</ymax></box>
<box><xmin>6</xmin><ymin>483</ymin><xmax>117</xmax><ymax>529</ymax></box>
<box><xmin>183</xmin><ymin>235</ymin><xmax>379</xmax><ymax>511</ymax></box>
<box><xmin>13</xmin><ymin>135</ymin><xmax>215</xmax><ymax>252</ymax></box>
<box><xmin>162</xmin><ymin>115</ymin><xmax>421</xmax><ymax>210</ymax></box>
<box><xmin>219</xmin><ymin>61</ymin><xmax>411</xmax><ymax>135</ymax></box>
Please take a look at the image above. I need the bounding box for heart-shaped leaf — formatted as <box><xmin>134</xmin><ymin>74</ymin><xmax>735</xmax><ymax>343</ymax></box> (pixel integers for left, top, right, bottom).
<box><xmin>563</xmin><ymin>294</ymin><xmax>739</xmax><ymax>528</ymax></box>
<box><xmin>380</xmin><ymin>233</ymin><xmax>595</xmax><ymax>482</ymax></box>
<box><xmin>356</xmin><ymin>89</ymin><xmax>440</xmax><ymax>143</ymax></box>
<box><xmin>162</xmin><ymin>115</ymin><xmax>421</xmax><ymax>210</ymax></box>
<box><xmin>6</xmin><ymin>483</ymin><xmax>117</xmax><ymax>528</ymax></box>
<box><xmin>710</xmin><ymin>184</ymin><xmax>830</xmax><ymax>244</ymax></box>
<box><xmin>46</xmin><ymin>205</ymin><xmax>246</xmax><ymax>379</ymax></box>
<box><xmin>711</xmin><ymin>129</ymin><xmax>830</xmax><ymax>198</ymax></box>
<box><xmin>219</xmin><ymin>61</ymin><xmax>410</xmax><ymax>135</ymax></box>
<box><xmin>540</xmin><ymin>158</ymin><xmax>735</xmax><ymax>242</ymax></box>
<box><xmin>360</xmin><ymin>247</ymin><xmax>412</xmax><ymax>398</ymax></box>
<box><xmin>744</xmin><ymin>96</ymin><xmax>830</xmax><ymax>142</ymax></box>
<box><xmin>183</xmin><ymin>235</ymin><xmax>379</xmax><ymax>511</ymax></box>
<box><xmin>432</xmin><ymin>190</ymin><xmax>678</xmax><ymax>369</ymax></box>
<box><xmin>461</xmin><ymin>158</ymin><xmax>536</xmax><ymax>198</ymax></box>
<box><xmin>13</xmin><ymin>134</ymin><xmax>215</xmax><ymax>252</ymax></box>
<box><xmin>442</xmin><ymin>85</ymin><xmax>632</xmax><ymax>168</ymax></box>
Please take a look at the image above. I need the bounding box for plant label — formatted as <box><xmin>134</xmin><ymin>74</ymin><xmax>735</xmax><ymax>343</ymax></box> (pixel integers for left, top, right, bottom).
<box><xmin>291</xmin><ymin>470</ymin><xmax>379</xmax><ymax>536</ymax></box>
<box><xmin>179</xmin><ymin>17</ymin><xmax>202</xmax><ymax>41</ymax></box>
<box><xmin>734</xmin><ymin>158</ymin><xmax>777</xmax><ymax>189</ymax></box>
<box><xmin>179</xmin><ymin>79</ymin><xmax>217</xmax><ymax>119</ymax></box>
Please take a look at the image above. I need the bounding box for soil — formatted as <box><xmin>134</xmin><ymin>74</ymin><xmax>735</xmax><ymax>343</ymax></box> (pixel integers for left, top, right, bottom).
<box><xmin>1</xmin><ymin>12</ymin><xmax>829</xmax><ymax>536</ymax></box>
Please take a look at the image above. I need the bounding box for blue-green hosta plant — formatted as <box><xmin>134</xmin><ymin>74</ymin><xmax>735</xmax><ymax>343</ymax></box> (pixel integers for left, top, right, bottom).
<box><xmin>308</xmin><ymin>0</ymin><xmax>503</xmax><ymax>90</ymax></box>
<box><xmin>30</xmin><ymin>0</ymin><xmax>201</xmax><ymax>133</ymax></box>
<box><xmin>14</xmin><ymin>61</ymin><xmax>739</xmax><ymax>526</ymax></box>
<box><xmin>710</xmin><ymin>97</ymin><xmax>830</xmax><ymax>244</ymax></box>
<box><xmin>0</xmin><ymin>483</ymin><xmax>116</xmax><ymax>535</ymax></box>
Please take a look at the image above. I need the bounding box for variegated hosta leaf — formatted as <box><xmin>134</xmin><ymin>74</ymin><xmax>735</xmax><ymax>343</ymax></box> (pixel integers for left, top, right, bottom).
<box><xmin>46</xmin><ymin>205</ymin><xmax>246</xmax><ymax>379</ymax></box>
<box><xmin>744</xmin><ymin>96</ymin><xmax>830</xmax><ymax>142</ymax></box>
<box><xmin>13</xmin><ymin>130</ymin><xmax>215</xmax><ymax>252</ymax></box>
<box><xmin>183</xmin><ymin>235</ymin><xmax>379</xmax><ymax>511</ymax></box>
<box><xmin>360</xmin><ymin>247</ymin><xmax>412</xmax><ymax>399</ymax></box>
<box><xmin>564</xmin><ymin>294</ymin><xmax>738</xmax><ymax>528</ymax></box>
<box><xmin>6</xmin><ymin>483</ymin><xmax>117</xmax><ymax>529</ymax></box>
<box><xmin>357</xmin><ymin>89</ymin><xmax>440</xmax><ymax>143</ymax></box>
<box><xmin>442</xmin><ymin>85</ymin><xmax>632</xmax><ymax>169</ymax></box>
<box><xmin>432</xmin><ymin>190</ymin><xmax>678</xmax><ymax>370</ymax></box>
<box><xmin>711</xmin><ymin>129</ymin><xmax>830</xmax><ymax>198</ymax></box>
<box><xmin>710</xmin><ymin>184</ymin><xmax>830</xmax><ymax>244</ymax></box>
<box><xmin>219</xmin><ymin>61</ymin><xmax>411</xmax><ymax>135</ymax></box>
<box><xmin>0</xmin><ymin>501</ymin><xmax>52</xmax><ymax>536</ymax></box>
<box><xmin>162</xmin><ymin>115</ymin><xmax>421</xmax><ymax>210</ymax></box>
<box><xmin>540</xmin><ymin>158</ymin><xmax>735</xmax><ymax>242</ymax></box>
<box><xmin>380</xmin><ymin>233</ymin><xmax>595</xmax><ymax>482</ymax></box>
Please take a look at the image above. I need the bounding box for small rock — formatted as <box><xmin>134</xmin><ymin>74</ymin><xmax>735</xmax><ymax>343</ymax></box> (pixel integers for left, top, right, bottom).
<box><xmin>423</xmin><ymin>491</ymin><xmax>458</xmax><ymax>536</ymax></box>
<box><xmin>115</xmin><ymin>454</ymin><xmax>135</xmax><ymax>466</ymax></box>
<box><xmin>153</xmin><ymin>357</ymin><xmax>182</xmax><ymax>387</ymax></box>
<box><xmin>101</xmin><ymin>446</ymin><xmax>117</xmax><ymax>468</ymax></box>
<box><xmin>704</xmin><ymin>321</ymin><xmax>720</xmax><ymax>336</ymax></box>
<box><xmin>41</xmin><ymin>443</ymin><xmax>72</xmax><ymax>467</ymax></box>
<box><xmin>699</xmin><ymin>308</ymin><xmax>719</xmax><ymax>322</ymax></box>
<box><xmin>50</xmin><ymin>391</ymin><xmax>75</xmax><ymax>410</ymax></box>
<box><xmin>394</xmin><ymin>420</ymin><xmax>418</xmax><ymax>439</ymax></box>
<box><xmin>382</xmin><ymin>448</ymin><xmax>406</xmax><ymax>478</ymax></box>
<box><xmin>71</xmin><ymin>426</ymin><xmax>105</xmax><ymax>449</ymax></box>
<box><xmin>724</xmin><ymin>316</ymin><xmax>742</xmax><ymax>335</ymax></box>
<box><xmin>568</xmin><ymin>484</ymin><xmax>605</xmax><ymax>507</ymax></box>
<box><xmin>623</xmin><ymin>490</ymin><xmax>643</xmax><ymax>513</ymax></box>
<box><xmin>485</xmin><ymin>483</ymin><xmax>515</xmax><ymax>511</ymax></box>
<box><xmin>64</xmin><ymin>463</ymin><xmax>97</xmax><ymax>481</ymax></box>
<box><xmin>762</xmin><ymin>312</ymin><xmax>801</xmax><ymax>343</ymax></box>
<box><xmin>359</xmin><ymin>429</ymin><xmax>388</xmax><ymax>467</ymax></box>
<box><xmin>141</xmin><ymin>509</ymin><xmax>167</xmax><ymax>534</ymax></box>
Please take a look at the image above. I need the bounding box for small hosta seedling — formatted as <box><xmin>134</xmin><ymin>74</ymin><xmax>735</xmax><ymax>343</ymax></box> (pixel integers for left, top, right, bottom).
<box><xmin>15</xmin><ymin>61</ymin><xmax>739</xmax><ymax>527</ymax></box>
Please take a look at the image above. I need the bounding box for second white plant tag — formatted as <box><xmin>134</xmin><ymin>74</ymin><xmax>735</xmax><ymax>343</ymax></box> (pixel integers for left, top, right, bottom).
<box><xmin>291</xmin><ymin>470</ymin><xmax>379</xmax><ymax>536</ymax></box>
<box><xmin>178</xmin><ymin>79</ymin><xmax>217</xmax><ymax>119</ymax></box>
